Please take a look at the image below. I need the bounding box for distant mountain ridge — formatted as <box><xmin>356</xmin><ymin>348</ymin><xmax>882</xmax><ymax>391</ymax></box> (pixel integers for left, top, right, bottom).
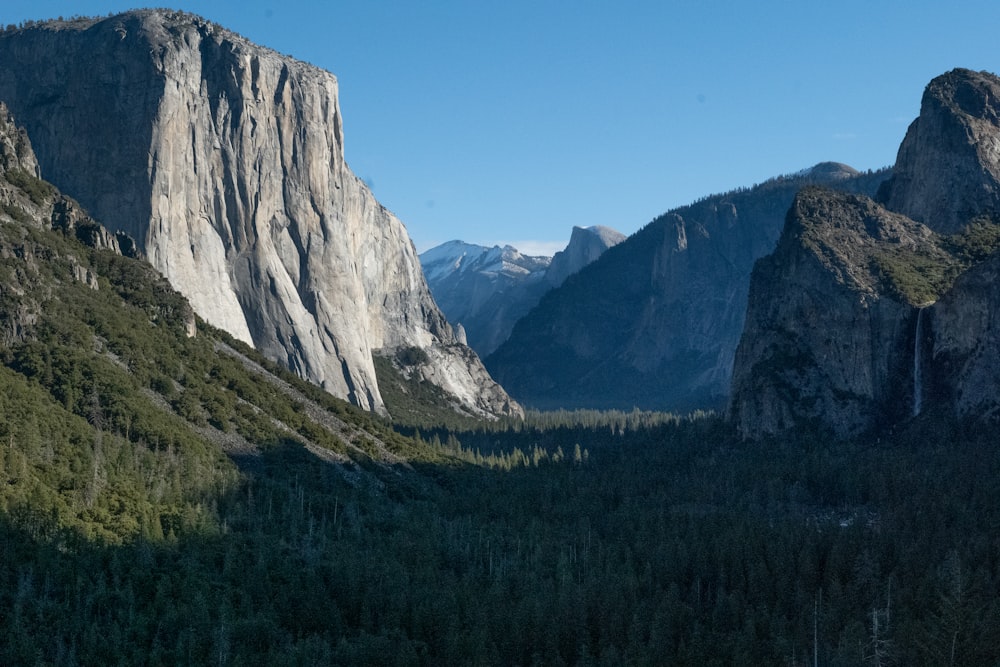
<box><xmin>486</xmin><ymin>162</ymin><xmax>890</xmax><ymax>412</ymax></box>
<box><xmin>420</xmin><ymin>225</ymin><xmax>624</xmax><ymax>357</ymax></box>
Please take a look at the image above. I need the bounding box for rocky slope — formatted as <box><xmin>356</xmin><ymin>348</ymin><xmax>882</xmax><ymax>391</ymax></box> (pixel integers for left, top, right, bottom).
<box><xmin>419</xmin><ymin>241</ymin><xmax>550</xmax><ymax>356</ymax></box>
<box><xmin>420</xmin><ymin>225</ymin><xmax>623</xmax><ymax>357</ymax></box>
<box><xmin>0</xmin><ymin>11</ymin><xmax>518</xmax><ymax>419</ymax></box>
<box><xmin>544</xmin><ymin>225</ymin><xmax>626</xmax><ymax>287</ymax></box>
<box><xmin>731</xmin><ymin>69</ymin><xmax>1000</xmax><ymax>438</ymax></box>
<box><xmin>487</xmin><ymin>163</ymin><xmax>889</xmax><ymax>412</ymax></box>
<box><xmin>878</xmin><ymin>69</ymin><xmax>1000</xmax><ymax>234</ymax></box>
<box><xmin>0</xmin><ymin>101</ymin><xmax>138</xmax><ymax>270</ymax></box>
<box><xmin>728</xmin><ymin>188</ymin><xmax>943</xmax><ymax>438</ymax></box>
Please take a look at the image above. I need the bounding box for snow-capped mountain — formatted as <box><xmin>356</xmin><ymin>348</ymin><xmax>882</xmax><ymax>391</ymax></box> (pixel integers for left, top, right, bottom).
<box><xmin>420</xmin><ymin>227</ymin><xmax>624</xmax><ymax>357</ymax></box>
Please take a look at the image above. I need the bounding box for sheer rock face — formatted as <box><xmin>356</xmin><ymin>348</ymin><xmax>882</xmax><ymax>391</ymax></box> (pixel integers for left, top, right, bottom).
<box><xmin>0</xmin><ymin>103</ymin><xmax>189</xmax><ymax>336</ymax></box>
<box><xmin>544</xmin><ymin>225</ymin><xmax>625</xmax><ymax>287</ymax></box>
<box><xmin>0</xmin><ymin>11</ymin><xmax>519</xmax><ymax>417</ymax></box>
<box><xmin>420</xmin><ymin>226</ymin><xmax>624</xmax><ymax>358</ymax></box>
<box><xmin>729</xmin><ymin>189</ymin><xmax>932</xmax><ymax>438</ymax></box>
<box><xmin>487</xmin><ymin>164</ymin><xmax>888</xmax><ymax>412</ymax></box>
<box><xmin>0</xmin><ymin>101</ymin><xmax>38</xmax><ymax>177</ymax></box>
<box><xmin>0</xmin><ymin>101</ymin><xmax>131</xmax><ymax>258</ymax></box>
<box><xmin>879</xmin><ymin>68</ymin><xmax>1000</xmax><ymax>234</ymax></box>
<box><xmin>732</xmin><ymin>69</ymin><xmax>1000</xmax><ymax>439</ymax></box>
<box><xmin>927</xmin><ymin>254</ymin><xmax>1000</xmax><ymax>421</ymax></box>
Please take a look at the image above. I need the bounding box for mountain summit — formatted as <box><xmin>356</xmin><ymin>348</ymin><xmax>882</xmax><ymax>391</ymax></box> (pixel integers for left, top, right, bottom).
<box><xmin>731</xmin><ymin>69</ymin><xmax>1000</xmax><ymax>438</ymax></box>
<box><xmin>0</xmin><ymin>11</ymin><xmax>518</xmax><ymax>419</ymax></box>
<box><xmin>878</xmin><ymin>68</ymin><xmax>1000</xmax><ymax>234</ymax></box>
<box><xmin>420</xmin><ymin>226</ymin><xmax>623</xmax><ymax>357</ymax></box>
<box><xmin>486</xmin><ymin>164</ymin><xmax>888</xmax><ymax>412</ymax></box>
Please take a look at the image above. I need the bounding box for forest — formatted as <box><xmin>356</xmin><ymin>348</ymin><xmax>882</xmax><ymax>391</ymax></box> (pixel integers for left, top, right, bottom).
<box><xmin>1</xmin><ymin>211</ymin><xmax>999</xmax><ymax>665</ymax></box>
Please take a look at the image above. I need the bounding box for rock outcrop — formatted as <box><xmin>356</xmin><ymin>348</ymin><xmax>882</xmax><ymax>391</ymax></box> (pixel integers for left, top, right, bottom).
<box><xmin>928</xmin><ymin>252</ymin><xmax>1000</xmax><ymax>421</ymax></box>
<box><xmin>0</xmin><ymin>102</ymin><xmax>189</xmax><ymax>337</ymax></box>
<box><xmin>878</xmin><ymin>69</ymin><xmax>1000</xmax><ymax>234</ymax></box>
<box><xmin>487</xmin><ymin>164</ymin><xmax>889</xmax><ymax>412</ymax></box>
<box><xmin>728</xmin><ymin>188</ymin><xmax>940</xmax><ymax>438</ymax></box>
<box><xmin>420</xmin><ymin>226</ymin><xmax>624</xmax><ymax>358</ymax></box>
<box><xmin>544</xmin><ymin>225</ymin><xmax>626</xmax><ymax>287</ymax></box>
<box><xmin>0</xmin><ymin>101</ymin><xmax>133</xmax><ymax>257</ymax></box>
<box><xmin>0</xmin><ymin>11</ymin><xmax>519</xmax><ymax>418</ymax></box>
<box><xmin>731</xmin><ymin>69</ymin><xmax>1000</xmax><ymax>439</ymax></box>
<box><xmin>420</xmin><ymin>241</ymin><xmax>551</xmax><ymax>357</ymax></box>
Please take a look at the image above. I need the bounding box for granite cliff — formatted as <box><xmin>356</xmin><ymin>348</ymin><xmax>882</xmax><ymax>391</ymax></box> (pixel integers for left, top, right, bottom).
<box><xmin>0</xmin><ymin>101</ymin><xmax>136</xmax><ymax>261</ymax></box>
<box><xmin>731</xmin><ymin>69</ymin><xmax>1000</xmax><ymax>438</ymax></box>
<box><xmin>487</xmin><ymin>164</ymin><xmax>888</xmax><ymax>411</ymax></box>
<box><xmin>0</xmin><ymin>11</ymin><xmax>519</xmax><ymax>418</ymax></box>
<box><xmin>544</xmin><ymin>225</ymin><xmax>626</xmax><ymax>287</ymax></box>
<box><xmin>420</xmin><ymin>226</ymin><xmax>624</xmax><ymax>358</ymax></box>
<box><xmin>878</xmin><ymin>69</ymin><xmax>1000</xmax><ymax>234</ymax></box>
<box><xmin>728</xmin><ymin>188</ymin><xmax>942</xmax><ymax>438</ymax></box>
<box><xmin>0</xmin><ymin>101</ymin><xmax>192</xmax><ymax>339</ymax></box>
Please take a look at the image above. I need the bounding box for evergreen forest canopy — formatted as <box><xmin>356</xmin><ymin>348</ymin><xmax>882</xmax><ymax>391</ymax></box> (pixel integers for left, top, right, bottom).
<box><xmin>0</xmin><ymin>111</ymin><xmax>998</xmax><ymax>666</ymax></box>
<box><xmin>0</xmin><ymin>174</ymin><xmax>998</xmax><ymax>665</ymax></box>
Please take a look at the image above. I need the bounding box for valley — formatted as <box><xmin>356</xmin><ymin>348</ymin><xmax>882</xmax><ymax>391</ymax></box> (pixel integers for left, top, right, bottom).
<box><xmin>1</xmin><ymin>9</ymin><xmax>1000</xmax><ymax>665</ymax></box>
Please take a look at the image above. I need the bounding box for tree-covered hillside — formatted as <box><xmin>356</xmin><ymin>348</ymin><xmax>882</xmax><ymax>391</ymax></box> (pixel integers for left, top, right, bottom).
<box><xmin>2</xmin><ymin>111</ymin><xmax>1000</xmax><ymax>665</ymax></box>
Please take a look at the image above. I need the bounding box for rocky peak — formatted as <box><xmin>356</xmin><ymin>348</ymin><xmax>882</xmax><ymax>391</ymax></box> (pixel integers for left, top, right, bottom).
<box><xmin>730</xmin><ymin>69</ymin><xmax>1000</xmax><ymax>439</ymax></box>
<box><xmin>419</xmin><ymin>240</ymin><xmax>553</xmax><ymax>358</ymax></box>
<box><xmin>782</xmin><ymin>187</ymin><xmax>944</xmax><ymax>301</ymax></box>
<box><xmin>487</xmin><ymin>165</ymin><xmax>889</xmax><ymax>412</ymax></box>
<box><xmin>0</xmin><ymin>10</ymin><xmax>520</xmax><ymax>419</ymax></box>
<box><xmin>420</xmin><ymin>240</ymin><xmax>551</xmax><ymax>283</ymax></box>
<box><xmin>0</xmin><ymin>102</ymin><xmax>39</xmax><ymax>177</ymax></box>
<box><xmin>804</xmin><ymin>161</ymin><xmax>860</xmax><ymax>180</ymax></box>
<box><xmin>544</xmin><ymin>225</ymin><xmax>626</xmax><ymax>287</ymax></box>
<box><xmin>728</xmin><ymin>187</ymin><xmax>938</xmax><ymax>439</ymax></box>
<box><xmin>879</xmin><ymin>68</ymin><xmax>1000</xmax><ymax>234</ymax></box>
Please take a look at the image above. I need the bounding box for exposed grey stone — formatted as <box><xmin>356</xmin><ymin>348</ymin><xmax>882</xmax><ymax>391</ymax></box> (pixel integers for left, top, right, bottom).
<box><xmin>488</xmin><ymin>165</ymin><xmax>888</xmax><ymax>412</ymax></box>
<box><xmin>879</xmin><ymin>68</ymin><xmax>1000</xmax><ymax>234</ymax></box>
<box><xmin>420</xmin><ymin>227</ymin><xmax>623</xmax><ymax>358</ymax></box>
<box><xmin>0</xmin><ymin>10</ymin><xmax>519</xmax><ymax>418</ymax></box>
<box><xmin>728</xmin><ymin>188</ymin><xmax>934</xmax><ymax>438</ymax></box>
<box><xmin>544</xmin><ymin>225</ymin><xmax>625</xmax><ymax>287</ymax></box>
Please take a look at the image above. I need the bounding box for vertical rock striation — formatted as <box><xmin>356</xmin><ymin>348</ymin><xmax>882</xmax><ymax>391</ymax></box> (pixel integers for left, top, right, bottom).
<box><xmin>543</xmin><ymin>225</ymin><xmax>626</xmax><ymax>288</ymax></box>
<box><xmin>728</xmin><ymin>188</ymin><xmax>939</xmax><ymax>438</ymax></box>
<box><xmin>732</xmin><ymin>68</ymin><xmax>1000</xmax><ymax>438</ymax></box>
<box><xmin>878</xmin><ymin>68</ymin><xmax>1000</xmax><ymax>234</ymax></box>
<box><xmin>0</xmin><ymin>11</ymin><xmax>519</xmax><ymax>418</ymax></box>
<box><xmin>487</xmin><ymin>163</ymin><xmax>888</xmax><ymax>412</ymax></box>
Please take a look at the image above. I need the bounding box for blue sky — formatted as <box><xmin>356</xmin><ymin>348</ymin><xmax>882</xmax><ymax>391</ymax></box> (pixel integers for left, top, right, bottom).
<box><xmin>5</xmin><ymin>1</ymin><xmax>1000</xmax><ymax>254</ymax></box>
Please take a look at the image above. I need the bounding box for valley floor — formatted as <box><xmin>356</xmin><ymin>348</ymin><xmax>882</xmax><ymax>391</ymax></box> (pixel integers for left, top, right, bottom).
<box><xmin>3</xmin><ymin>406</ymin><xmax>1000</xmax><ymax>665</ymax></box>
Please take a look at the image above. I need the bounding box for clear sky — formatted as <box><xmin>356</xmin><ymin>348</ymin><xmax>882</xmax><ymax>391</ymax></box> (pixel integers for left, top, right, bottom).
<box><xmin>5</xmin><ymin>1</ymin><xmax>1000</xmax><ymax>254</ymax></box>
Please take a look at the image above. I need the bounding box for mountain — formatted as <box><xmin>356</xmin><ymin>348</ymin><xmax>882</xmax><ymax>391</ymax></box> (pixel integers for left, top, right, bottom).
<box><xmin>728</xmin><ymin>188</ymin><xmax>941</xmax><ymax>438</ymax></box>
<box><xmin>419</xmin><ymin>241</ymin><xmax>550</xmax><ymax>356</ymax></box>
<box><xmin>420</xmin><ymin>225</ymin><xmax>623</xmax><ymax>357</ymax></box>
<box><xmin>6</xmin><ymin>64</ymin><xmax>1000</xmax><ymax>666</ymax></box>
<box><xmin>877</xmin><ymin>68</ymin><xmax>1000</xmax><ymax>234</ymax></box>
<box><xmin>544</xmin><ymin>225</ymin><xmax>626</xmax><ymax>287</ymax></box>
<box><xmin>0</xmin><ymin>11</ymin><xmax>518</xmax><ymax>420</ymax></box>
<box><xmin>0</xmin><ymin>97</ymin><xmax>427</xmax><ymax>525</ymax></box>
<box><xmin>730</xmin><ymin>69</ymin><xmax>1000</xmax><ymax>438</ymax></box>
<box><xmin>486</xmin><ymin>162</ymin><xmax>889</xmax><ymax>412</ymax></box>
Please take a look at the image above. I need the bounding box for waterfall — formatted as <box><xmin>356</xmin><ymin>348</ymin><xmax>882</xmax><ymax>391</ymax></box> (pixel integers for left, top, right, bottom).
<box><xmin>913</xmin><ymin>308</ymin><xmax>925</xmax><ymax>416</ymax></box>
